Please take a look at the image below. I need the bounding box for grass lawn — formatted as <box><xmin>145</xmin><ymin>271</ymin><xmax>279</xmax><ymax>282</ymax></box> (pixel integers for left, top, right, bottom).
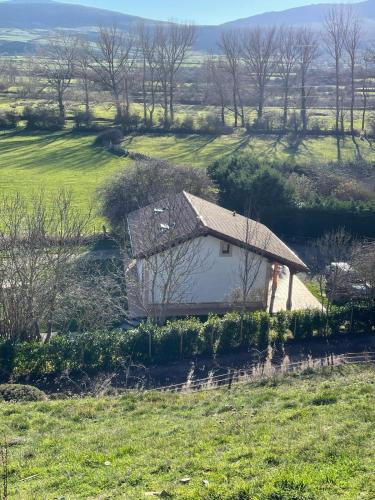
<box><xmin>1</xmin><ymin>365</ymin><xmax>374</xmax><ymax>499</ymax></box>
<box><xmin>0</xmin><ymin>130</ymin><xmax>127</xmax><ymax>228</ymax></box>
<box><xmin>124</xmin><ymin>131</ymin><xmax>375</xmax><ymax>166</ymax></box>
<box><xmin>1</xmin><ymin>128</ymin><xmax>374</xmax><ymax>223</ymax></box>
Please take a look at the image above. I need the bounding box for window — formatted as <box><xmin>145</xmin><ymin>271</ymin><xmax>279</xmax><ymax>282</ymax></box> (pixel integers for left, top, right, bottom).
<box><xmin>220</xmin><ymin>241</ymin><xmax>232</xmax><ymax>256</ymax></box>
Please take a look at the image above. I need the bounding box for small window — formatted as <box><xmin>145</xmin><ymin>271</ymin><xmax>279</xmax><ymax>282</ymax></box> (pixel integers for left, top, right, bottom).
<box><xmin>220</xmin><ymin>241</ymin><xmax>232</xmax><ymax>256</ymax></box>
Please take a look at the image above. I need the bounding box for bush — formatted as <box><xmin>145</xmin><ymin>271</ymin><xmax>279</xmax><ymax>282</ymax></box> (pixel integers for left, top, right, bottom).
<box><xmin>115</xmin><ymin>112</ymin><xmax>141</xmax><ymax>133</ymax></box>
<box><xmin>208</xmin><ymin>155</ymin><xmax>295</xmax><ymax>215</ymax></box>
<box><xmin>1</xmin><ymin>303</ymin><xmax>373</xmax><ymax>379</ymax></box>
<box><xmin>73</xmin><ymin>110</ymin><xmax>94</xmax><ymax>130</ymax></box>
<box><xmin>0</xmin><ymin>111</ymin><xmax>19</xmax><ymax>130</ymax></box>
<box><xmin>0</xmin><ymin>384</ymin><xmax>47</xmax><ymax>402</ymax></box>
<box><xmin>98</xmin><ymin>158</ymin><xmax>216</xmax><ymax>230</ymax></box>
<box><xmin>93</xmin><ymin>128</ymin><xmax>124</xmax><ymax>147</ymax></box>
<box><xmin>22</xmin><ymin>106</ymin><xmax>65</xmax><ymax>131</ymax></box>
<box><xmin>197</xmin><ymin>113</ymin><xmax>233</xmax><ymax>135</ymax></box>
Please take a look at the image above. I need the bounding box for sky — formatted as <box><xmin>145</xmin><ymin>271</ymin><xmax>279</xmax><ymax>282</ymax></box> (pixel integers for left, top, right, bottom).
<box><xmin>60</xmin><ymin>0</ymin><xmax>363</xmax><ymax>25</ymax></box>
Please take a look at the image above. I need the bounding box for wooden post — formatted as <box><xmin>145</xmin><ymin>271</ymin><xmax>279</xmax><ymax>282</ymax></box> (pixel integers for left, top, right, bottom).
<box><xmin>269</xmin><ymin>263</ymin><xmax>280</xmax><ymax>314</ymax></box>
<box><xmin>286</xmin><ymin>269</ymin><xmax>295</xmax><ymax>311</ymax></box>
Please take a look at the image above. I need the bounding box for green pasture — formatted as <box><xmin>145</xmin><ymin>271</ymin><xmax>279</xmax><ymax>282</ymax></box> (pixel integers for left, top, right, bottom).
<box><xmin>1</xmin><ymin>365</ymin><xmax>374</xmax><ymax>498</ymax></box>
<box><xmin>1</xmin><ymin>128</ymin><xmax>374</xmax><ymax>222</ymax></box>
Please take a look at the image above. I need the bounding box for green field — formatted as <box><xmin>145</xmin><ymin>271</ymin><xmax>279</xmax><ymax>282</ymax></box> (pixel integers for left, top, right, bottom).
<box><xmin>1</xmin><ymin>365</ymin><xmax>374</xmax><ymax>499</ymax></box>
<box><xmin>1</xmin><ymin>128</ymin><xmax>374</xmax><ymax>221</ymax></box>
<box><xmin>0</xmin><ymin>130</ymin><xmax>127</xmax><ymax>228</ymax></box>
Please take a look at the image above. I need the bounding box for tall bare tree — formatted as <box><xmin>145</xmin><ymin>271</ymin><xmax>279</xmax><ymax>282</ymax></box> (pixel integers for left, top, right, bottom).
<box><xmin>297</xmin><ymin>27</ymin><xmax>319</xmax><ymax>132</ymax></box>
<box><xmin>205</xmin><ymin>54</ymin><xmax>230</xmax><ymax>124</ymax></box>
<box><xmin>39</xmin><ymin>32</ymin><xmax>77</xmax><ymax>119</ymax></box>
<box><xmin>324</xmin><ymin>6</ymin><xmax>350</xmax><ymax>133</ymax></box>
<box><xmin>156</xmin><ymin>23</ymin><xmax>196</xmax><ymax>124</ymax></box>
<box><xmin>89</xmin><ymin>25</ymin><xmax>135</xmax><ymax>119</ymax></box>
<box><xmin>219</xmin><ymin>31</ymin><xmax>244</xmax><ymax>127</ymax></box>
<box><xmin>278</xmin><ymin>27</ymin><xmax>299</xmax><ymax>129</ymax></box>
<box><xmin>242</xmin><ymin>26</ymin><xmax>278</xmax><ymax>122</ymax></box>
<box><xmin>137</xmin><ymin>23</ymin><xmax>160</xmax><ymax>126</ymax></box>
<box><xmin>76</xmin><ymin>38</ymin><xmax>94</xmax><ymax>116</ymax></box>
<box><xmin>344</xmin><ymin>8</ymin><xmax>362</xmax><ymax>135</ymax></box>
<box><xmin>126</xmin><ymin>194</ymin><xmax>209</xmax><ymax>325</ymax></box>
<box><xmin>0</xmin><ymin>191</ymin><xmax>91</xmax><ymax>342</ymax></box>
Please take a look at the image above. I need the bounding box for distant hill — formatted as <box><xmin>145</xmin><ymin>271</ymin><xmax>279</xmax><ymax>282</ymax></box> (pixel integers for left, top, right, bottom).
<box><xmin>221</xmin><ymin>0</ymin><xmax>375</xmax><ymax>29</ymax></box>
<box><xmin>1</xmin><ymin>0</ymin><xmax>375</xmax><ymax>53</ymax></box>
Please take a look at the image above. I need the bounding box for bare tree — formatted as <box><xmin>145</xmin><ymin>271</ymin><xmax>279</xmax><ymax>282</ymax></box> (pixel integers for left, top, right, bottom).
<box><xmin>137</xmin><ymin>23</ymin><xmax>161</xmax><ymax>126</ymax></box>
<box><xmin>324</xmin><ymin>6</ymin><xmax>350</xmax><ymax>133</ymax></box>
<box><xmin>205</xmin><ymin>55</ymin><xmax>230</xmax><ymax>125</ymax></box>
<box><xmin>278</xmin><ymin>27</ymin><xmax>299</xmax><ymax>129</ymax></box>
<box><xmin>350</xmin><ymin>241</ymin><xmax>375</xmax><ymax>302</ymax></box>
<box><xmin>309</xmin><ymin>228</ymin><xmax>353</xmax><ymax>316</ymax></box>
<box><xmin>89</xmin><ymin>25</ymin><xmax>135</xmax><ymax>119</ymax></box>
<box><xmin>76</xmin><ymin>38</ymin><xmax>94</xmax><ymax>116</ymax></box>
<box><xmin>344</xmin><ymin>8</ymin><xmax>362</xmax><ymax>135</ymax></box>
<box><xmin>242</xmin><ymin>26</ymin><xmax>278</xmax><ymax>122</ymax></box>
<box><xmin>55</xmin><ymin>257</ymin><xmax>128</xmax><ymax>333</ymax></box>
<box><xmin>39</xmin><ymin>32</ymin><xmax>77</xmax><ymax>119</ymax></box>
<box><xmin>126</xmin><ymin>194</ymin><xmax>210</xmax><ymax>325</ymax></box>
<box><xmin>219</xmin><ymin>31</ymin><xmax>244</xmax><ymax>127</ymax></box>
<box><xmin>156</xmin><ymin>23</ymin><xmax>196</xmax><ymax>124</ymax></box>
<box><xmin>0</xmin><ymin>190</ymin><xmax>91</xmax><ymax>342</ymax></box>
<box><xmin>297</xmin><ymin>27</ymin><xmax>319</xmax><ymax>132</ymax></box>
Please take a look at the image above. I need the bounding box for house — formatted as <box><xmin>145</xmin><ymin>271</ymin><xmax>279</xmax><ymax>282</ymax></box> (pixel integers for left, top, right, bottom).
<box><xmin>126</xmin><ymin>191</ymin><xmax>320</xmax><ymax>319</ymax></box>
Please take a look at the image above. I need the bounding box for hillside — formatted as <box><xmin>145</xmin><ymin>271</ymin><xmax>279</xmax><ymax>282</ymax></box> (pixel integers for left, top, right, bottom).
<box><xmin>1</xmin><ymin>0</ymin><xmax>375</xmax><ymax>52</ymax></box>
<box><xmin>1</xmin><ymin>365</ymin><xmax>374</xmax><ymax>498</ymax></box>
<box><xmin>221</xmin><ymin>0</ymin><xmax>375</xmax><ymax>29</ymax></box>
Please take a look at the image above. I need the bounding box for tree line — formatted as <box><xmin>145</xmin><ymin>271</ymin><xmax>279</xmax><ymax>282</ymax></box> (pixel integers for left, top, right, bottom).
<box><xmin>0</xmin><ymin>5</ymin><xmax>372</xmax><ymax>135</ymax></box>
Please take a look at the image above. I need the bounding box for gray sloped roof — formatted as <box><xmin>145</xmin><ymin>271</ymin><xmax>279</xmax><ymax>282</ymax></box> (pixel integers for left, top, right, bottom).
<box><xmin>127</xmin><ymin>191</ymin><xmax>308</xmax><ymax>272</ymax></box>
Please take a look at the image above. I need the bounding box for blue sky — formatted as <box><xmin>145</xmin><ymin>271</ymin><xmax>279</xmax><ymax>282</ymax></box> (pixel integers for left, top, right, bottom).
<box><xmin>62</xmin><ymin>0</ymin><xmax>362</xmax><ymax>25</ymax></box>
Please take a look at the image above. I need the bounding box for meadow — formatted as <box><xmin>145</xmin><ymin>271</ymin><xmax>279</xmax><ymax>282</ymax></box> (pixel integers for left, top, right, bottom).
<box><xmin>1</xmin><ymin>125</ymin><xmax>375</xmax><ymax>220</ymax></box>
<box><xmin>1</xmin><ymin>365</ymin><xmax>374</xmax><ymax>499</ymax></box>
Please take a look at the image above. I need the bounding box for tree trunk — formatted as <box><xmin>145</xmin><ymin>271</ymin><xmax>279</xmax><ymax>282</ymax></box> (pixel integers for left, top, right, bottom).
<box><xmin>335</xmin><ymin>55</ymin><xmax>340</xmax><ymax>133</ymax></box>
<box><xmin>301</xmin><ymin>72</ymin><xmax>307</xmax><ymax>132</ymax></box>
<box><xmin>350</xmin><ymin>59</ymin><xmax>355</xmax><ymax>135</ymax></box>
<box><xmin>58</xmin><ymin>93</ymin><xmax>65</xmax><ymax>119</ymax></box>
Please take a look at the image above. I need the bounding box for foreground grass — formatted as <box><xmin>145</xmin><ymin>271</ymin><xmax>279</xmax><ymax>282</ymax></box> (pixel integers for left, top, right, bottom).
<box><xmin>1</xmin><ymin>365</ymin><xmax>374</xmax><ymax>499</ymax></box>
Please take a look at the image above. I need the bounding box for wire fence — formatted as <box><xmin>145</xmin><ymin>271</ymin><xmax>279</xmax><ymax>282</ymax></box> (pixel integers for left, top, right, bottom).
<box><xmin>148</xmin><ymin>351</ymin><xmax>375</xmax><ymax>394</ymax></box>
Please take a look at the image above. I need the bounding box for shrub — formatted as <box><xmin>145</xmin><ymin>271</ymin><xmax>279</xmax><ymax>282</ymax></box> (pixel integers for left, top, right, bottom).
<box><xmin>93</xmin><ymin>128</ymin><xmax>123</xmax><ymax>147</ymax></box>
<box><xmin>172</xmin><ymin>116</ymin><xmax>195</xmax><ymax>133</ymax></box>
<box><xmin>22</xmin><ymin>106</ymin><xmax>65</xmax><ymax>131</ymax></box>
<box><xmin>1</xmin><ymin>303</ymin><xmax>373</xmax><ymax>379</ymax></box>
<box><xmin>115</xmin><ymin>112</ymin><xmax>141</xmax><ymax>133</ymax></box>
<box><xmin>197</xmin><ymin>113</ymin><xmax>233</xmax><ymax>135</ymax></box>
<box><xmin>0</xmin><ymin>384</ymin><xmax>47</xmax><ymax>402</ymax></box>
<box><xmin>0</xmin><ymin>111</ymin><xmax>19</xmax><ymax>130</ymax></box>
<box><xmin>73</xmin><ymin>110</ymin><xmax>94</xmax><ymax>130</ymax></box>
<box><xmin>98</xmin><ymin>158</ymin><xmax>216</xmax><ymax>230</ymax></box>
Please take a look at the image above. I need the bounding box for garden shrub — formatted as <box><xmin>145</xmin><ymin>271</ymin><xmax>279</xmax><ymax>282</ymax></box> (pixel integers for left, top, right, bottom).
<box><xmin>0</xmin><ymin>111</ymin><xmax>19</xmax><ymax>129</ymax></box>
<box><xmin>0</xmin><ymin>384</ymin><xmax>47</xmax><ymax>402</ymax></box>
<box><xmin>0</xmin><ymin>303</ymin><xmax>373</xmax><ymax>378</ymax></box>
<box><xmin>93</xmin><ymin>128</ymin><xmax>123</xmax><ymax>147</ymax></box>
<box><xmin>23</xmin><ymin>106</ymin><xmax>65</xmax><ymax>131</ymax></box>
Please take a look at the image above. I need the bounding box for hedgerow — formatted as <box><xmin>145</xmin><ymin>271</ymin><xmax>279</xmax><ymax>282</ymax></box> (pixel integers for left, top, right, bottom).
<box><xmin>0</xmin><ymin>303</ymin><xmax>373</xmax><ymax>379</ymax></box>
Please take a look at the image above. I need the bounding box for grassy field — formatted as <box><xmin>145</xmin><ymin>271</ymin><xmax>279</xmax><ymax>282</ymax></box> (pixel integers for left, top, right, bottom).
<box><xmin>1</xmin><ymin>365</ymin><xmax>374</xmax><ymax>499</ymax></box>
<box><xmin>1</xmin><ymin>127</ymin><xmax>374</xmax><ymax>220</ymax></box>
<box><xmin>0</xmin><ymin>130</ymin><xmax>127</xmax><ymax>227</ymax></box>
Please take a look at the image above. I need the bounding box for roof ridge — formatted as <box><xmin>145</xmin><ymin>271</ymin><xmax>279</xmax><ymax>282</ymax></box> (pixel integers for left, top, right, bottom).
<box><xmin>183</xmin><ymin>191</ymin><xmax>206</xmax><ymax>229</ymax></box>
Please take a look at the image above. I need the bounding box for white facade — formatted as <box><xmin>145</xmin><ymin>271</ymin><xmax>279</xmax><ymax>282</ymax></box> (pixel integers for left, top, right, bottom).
<box><xmin>133</xmin><ymin>234</ymin><xmax>271</xmax><ymax>317</ymax></box>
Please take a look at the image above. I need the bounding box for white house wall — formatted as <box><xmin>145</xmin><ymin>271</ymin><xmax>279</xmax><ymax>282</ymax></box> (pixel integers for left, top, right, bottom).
<box><xmin>141</xmin><ymin>234</ymin><xmax>270</xmax><ymax>306</ymax></box>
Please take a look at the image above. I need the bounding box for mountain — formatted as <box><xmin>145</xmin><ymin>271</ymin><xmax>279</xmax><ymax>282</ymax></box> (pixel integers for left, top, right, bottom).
<box><xmin>0</xmin><ymin>0</ymin><xmax>375</xmax><ymax>53</ymax></box>
<box><xmin>0</xmin><ymin>0</ymin><xmax>159</xmax><ymax>30</ymax></box>
<box><xmin>221</xmin><ymin>0</ymin><xmax>375</xmax><ymax>29</ymax></box>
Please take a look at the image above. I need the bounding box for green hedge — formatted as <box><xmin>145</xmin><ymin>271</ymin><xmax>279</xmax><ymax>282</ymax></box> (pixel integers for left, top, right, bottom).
<box><xmin>0</xmin><ymin>304</ymin><xmax>373</xmax><ymax>379</ymax></box>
